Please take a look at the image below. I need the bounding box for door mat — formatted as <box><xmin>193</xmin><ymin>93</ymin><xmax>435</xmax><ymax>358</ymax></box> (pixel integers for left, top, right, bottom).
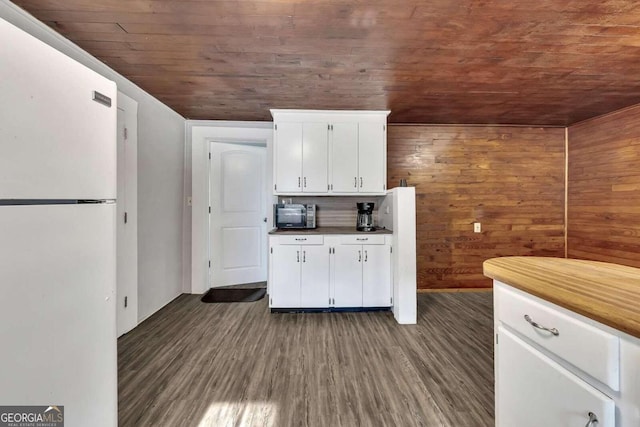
<box><xmin>201</xmin><ymin>287</ymin><xmax>266</xmax><ymax>303</ymax></box>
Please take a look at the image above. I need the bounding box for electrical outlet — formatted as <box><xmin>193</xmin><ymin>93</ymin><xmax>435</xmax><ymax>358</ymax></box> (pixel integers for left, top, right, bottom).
<box><xmin>474</xmin><ymin>222</ymin><xmax>482</xmax><ymax>233</ymax></box>
<box><xmin>187</xmin><ymin>196</ymin><xmax>192</xmax><ymax>206</ymax></box>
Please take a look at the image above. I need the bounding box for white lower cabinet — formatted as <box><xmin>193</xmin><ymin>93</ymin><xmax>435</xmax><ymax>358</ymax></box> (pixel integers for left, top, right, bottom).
<box><xmin>332</xmin><ymin>244</ymin><xmax>364</xmax><ymax>307</ymax></box>
<box><xmin>495</xmin><ymin>280</ymin><xmax>640</xmax><ymax>427</ymax></box>
<box><xmin>269</xmin><ymin>234</ymin><xmax>392</xmax><ymax>309</ymax></box>
<box><xmin>362</xmin><ymin>243</ymin><xmax>392</xmax><ymax>306</ymax></box>
<box><xmin>497</xmin><ymin>326</ymin><xmax>614</xmax><ymax>427</ymax></box>
<box><xmin>270</xmin><ymin>237</ymin><xmax>329</xmax><ymax>308</ymax></box>
<box><xmin>300</xmin><ymin>245</ymin><xmax>330</xmax><ymax>307</ymax></box>
<box><xmin>329</xmin><ymin>235</ymin><xmax>392</xmax><ymax>308</ymax></box>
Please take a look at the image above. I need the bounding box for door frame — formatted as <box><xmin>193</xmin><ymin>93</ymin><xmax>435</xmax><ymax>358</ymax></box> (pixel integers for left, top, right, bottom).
<box><xmin>190</xmin><ymin>123</ymin><xmax>274</xmax><ymax>294</ymax></box>
<box><xmin>116</xmin><ymin>91</ymin><xmax>138</xmax><ymax>337</ymax></box>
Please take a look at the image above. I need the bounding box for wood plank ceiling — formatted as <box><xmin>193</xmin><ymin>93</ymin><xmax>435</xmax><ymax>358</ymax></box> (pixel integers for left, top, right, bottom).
<box><xmin>11</xmin><ymin>0</ymin><xmax>640</xmax><ymax>124</ymax></box>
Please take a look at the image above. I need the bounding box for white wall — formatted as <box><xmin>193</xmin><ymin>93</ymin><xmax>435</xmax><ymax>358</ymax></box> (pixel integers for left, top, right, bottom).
<box><xmin>0</xmin><ymin>1</ymin><xmax>186</xmax><ymax>323</ymax></box>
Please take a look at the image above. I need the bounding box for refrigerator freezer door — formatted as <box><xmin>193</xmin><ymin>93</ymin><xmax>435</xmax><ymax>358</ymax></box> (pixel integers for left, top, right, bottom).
<box><xmin>0</xmin><ymin>19</ymin><xmax>116</xmax><ymax>200</ymax></box>
<box><xmin>0</xmin><ymin>204</ymin><xmax>117</xmax><ymax>427</ymax></box>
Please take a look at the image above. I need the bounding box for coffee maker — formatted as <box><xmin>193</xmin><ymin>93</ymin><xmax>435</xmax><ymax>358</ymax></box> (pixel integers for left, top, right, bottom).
<box><xmin>356</xmin><ymin>202</ymin><xmax>375</xmax><ymax>231</ymax></box>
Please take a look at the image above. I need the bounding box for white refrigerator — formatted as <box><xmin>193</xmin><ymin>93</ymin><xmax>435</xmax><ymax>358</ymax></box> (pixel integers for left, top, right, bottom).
<box><xmin>0</xmin><ymin>18</ymin><xmax>117</xmax><ymax>426</ymax></box>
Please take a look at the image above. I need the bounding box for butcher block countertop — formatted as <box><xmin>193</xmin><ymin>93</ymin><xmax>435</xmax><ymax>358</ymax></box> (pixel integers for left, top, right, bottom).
<box><xmin>269</xmin><ymin>226</ymin><xmax>392</xmax><ymax>235</ymax></box>
<box><xmin>484</xmin><ymin>256</ymin><xmax>640</xmax><ymax>339</ymax></box>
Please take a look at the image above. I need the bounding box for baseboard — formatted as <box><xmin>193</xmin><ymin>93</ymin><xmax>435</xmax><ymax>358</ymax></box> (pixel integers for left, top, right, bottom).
<box><xmin>418</xmin><ymin>288</ymin><xmax>493</xmax><ymax>293</ymax></box>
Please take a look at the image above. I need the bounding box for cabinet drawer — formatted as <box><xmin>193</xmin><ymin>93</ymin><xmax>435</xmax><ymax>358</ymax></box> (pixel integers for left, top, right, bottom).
<box><xmin>497</xmin><ymin>327</ymin><xmax>615</xmax><ymax>427</ymax></box>
<box><xmin>339</xmin><ymin>235</ymin><xmax>386</xmax><ymax>245</ymax></box>
<box><xmin>496</xmin><ymin>283</ymin><xmax>619</xmax><ymax>390</ymax></box>
<box><xmin>277</xmin><ymin>235</ymin><xmax>324</xmax><ymax>245</ymax></box>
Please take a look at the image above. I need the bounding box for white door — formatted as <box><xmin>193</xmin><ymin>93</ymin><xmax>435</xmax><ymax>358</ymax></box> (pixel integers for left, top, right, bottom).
<box><xmin>271</xmin><ymin>245</ymin><xmax>301</xmax><ymax>308</ymax></box>
<box><xmin>497</xmin><ymin>327</ymin><xmax>615</xmax><ymax>427</ymax></box>
<box><xmin>362</xmin><ymin>244</ymin><xmax>392</xmax><ymax>307</ymax></box>
<box><xmin>300</xmin><ymin>244</ymin><xmax>330</xmax><ymax>307</ymax></box>
<box><xmin>330</xmin><ymin>122</ymin><xmax>359</xmax><ymax>193</ymax></box>
<box><xmin>333</xmin><ymin>245</ymin><xmax>363</xmax><ymax>307</ymax></box>
<box><xmin>358</xmin><ymin>122</ymin><xmax>385</xmax><ymax>193</ymax></box>
<box><xmin>210</xmin><ymin>142</ymin><xmax>267</xmax><ymax>287</ymax></box>
<box><xmin>302</xmin><ymin>122</ymin><xmax>329</xmax><ymax>193</ymax></box>
<box><xmin>116</xmin><ymin>93</ymin><xmax>138</xmax><ymax>337</ymax></box>
<box><xmin>274</xmin><ymin>122</ymin><xmax>302</xmax><ymax>192</ymax></box>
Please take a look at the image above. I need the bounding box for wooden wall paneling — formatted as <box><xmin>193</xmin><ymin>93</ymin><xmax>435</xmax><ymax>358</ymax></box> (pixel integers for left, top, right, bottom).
<box><xmin>387</xmin><ymin>125</ymin><xmax>566</xmax><ymax>290</ymax></box>
<box><xmin>567</xmin><ymin>105</ymin><xmax>640</xmax><ymax>268</ymax></box>
<box><xmin>11</xmin><ymin>0</ymin><xmax>640</xmax><ymax>124</ymax></box>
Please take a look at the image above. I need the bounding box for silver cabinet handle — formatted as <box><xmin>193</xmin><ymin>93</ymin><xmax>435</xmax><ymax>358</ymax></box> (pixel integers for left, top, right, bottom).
<box><xmin>356</xmin><ymin>238</ymin><xmax>368</xmax><ymax>241</ymax></box>
<box><xmin>297</xmin><ymin>251</ymin><xmax>300</xmax><ymax>263</ymax></box>
<box><xmin>303</xmin><ymin>250</ymin><xmax>306</xmax><ymax>263</ymax></box>
<box><xmin>358</xmin><ymin>250</ymin><xmax>362</xmax><ymax>262</ymax></box>
<box><xmin>298</xmin><ymin>176</ymin><xmax>301</xmax><ymax>188</ymax></box>
<box><xmin>585</xmin><ymin>412</ymin><xmax>598</xmax><ymax>427</ymax></box>
<box><xmin>263</xmin><ymin>217</ymin><xmax>267</xmax><ymax>223</ymax></box>
<box><xmin>524</xmin><ymin>314</ymin><xmax>559</xmax><ymax>336</ymax></box>
<box><xmin>360</xmin><ymin>177</ymin><xmax>363</xmax><ymax>188</ymax></box>
<box><xmin>354</xmin><ymin>177</ymin><xmax>357</xmax><ymax>188</ymax></box>
<box><xmin>304</xmin><ymin>177</ymin><xmax>307</xmax><ymax>188</ymax></box>
<box><xmin>364</xmin><ymin>250</ymin><xmax>368</xmax><ymax>262</ymax></box>
<box><xmin>294</xmin><ymin>238</ymin><xmax>307</xmax><ymax>241</ymax></box>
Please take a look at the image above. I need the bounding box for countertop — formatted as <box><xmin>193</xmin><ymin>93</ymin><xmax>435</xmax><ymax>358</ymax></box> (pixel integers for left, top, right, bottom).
<box><xmin>269</xmin><ymin>226</ymin><xmax>392</xmax><ymax>235</ymax></box>
<box><xmin>483</xmin><ymin>256</ymin><xmax>640</xmax><ymax>339</ymax></box>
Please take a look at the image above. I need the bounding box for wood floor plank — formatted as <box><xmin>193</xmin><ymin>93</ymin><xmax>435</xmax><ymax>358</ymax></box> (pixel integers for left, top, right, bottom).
<box><xmin>118</xmin><ymin>293</ymin><xmax>494</xmax><ymax>426</ymax></box>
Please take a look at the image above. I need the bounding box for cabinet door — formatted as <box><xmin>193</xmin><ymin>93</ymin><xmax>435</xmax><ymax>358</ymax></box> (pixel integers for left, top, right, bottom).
<box><xmin>270</xmin><ymin>245</ymin><xmax>301</xmax><ymax>307</ymax></box>
<box><xmin>274</xmin><ymin>122</ymin><xmax>303</xmax><ymax>193</ymax></box>
<box><xmin>362</xmin><ymin>244</ymin><xmax>392</xmax><ymax>307</ymax></box>
<box><xmin>300</xmin><ymin>245</ymin><xmax>330</xmax><ymax>307</ymax></box>
<box><xmin>358</xmin><ymin>122</ymin><xmax>385</xmax><ymax>193</ymax></box>
<box><xmin>497</xmin><ymin>327</ymin><xmax>615</xmax><ymax>427</ymax></box>
<box><xmin>333</xmin><ymin>245</ymin><xmax>363</xmax><ymax>307</ymax></box>
<box><xmin>302</xmin><ymin>123</ymin><xmax>329</xmax><ymax>193</ymax></box>
<box><xmin>330</xmin><ymin>122</ymin><xmax>359</xmax><ymax>193</ymax></box>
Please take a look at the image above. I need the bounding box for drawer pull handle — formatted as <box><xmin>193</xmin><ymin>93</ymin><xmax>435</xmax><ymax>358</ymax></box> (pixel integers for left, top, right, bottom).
<box><xmin>585</xmin><ymin>412</ymin><xmax>598</xmax><ymax>427</ymax></box>
<box><xmin>356</xmin><ymin>238</ymin><xmax>368</xmax><ymax>241</ymax></box>
<box><xmin>294</xmin><ymin>238</ymin><xmax>307</xmax><ymax>241</ymax></box>
<box><xmin>524</xmin><ymin>314</ymin><xmax>559</xmax><ymax>336</ymax></box>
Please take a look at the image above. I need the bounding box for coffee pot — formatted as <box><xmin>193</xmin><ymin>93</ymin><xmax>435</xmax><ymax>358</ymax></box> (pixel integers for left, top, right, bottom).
<box><xmin>356</xmin><ymin>202</ymin><xmax>375</xmax><ymax>231</ymax></box>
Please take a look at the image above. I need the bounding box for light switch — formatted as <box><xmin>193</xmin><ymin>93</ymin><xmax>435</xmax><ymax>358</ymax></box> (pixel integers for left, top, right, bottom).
<box><xmin>474</xmin><ymin>222</ymin><xmax>481</xmax><ymax>233</ymax></box>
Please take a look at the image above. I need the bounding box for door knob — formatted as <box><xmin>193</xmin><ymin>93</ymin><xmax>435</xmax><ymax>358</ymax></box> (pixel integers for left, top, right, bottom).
<box><xmin>263</xmin><ymin>217</ymin><xmax>267</xmax><ymax>223</ymax></box>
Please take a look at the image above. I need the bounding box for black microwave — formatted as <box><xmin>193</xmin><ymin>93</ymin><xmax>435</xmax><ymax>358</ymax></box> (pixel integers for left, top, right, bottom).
<box><xmin>274</xmin><ymin>204</ymin><xmax>317</xmax><ymax>229</ymax></box>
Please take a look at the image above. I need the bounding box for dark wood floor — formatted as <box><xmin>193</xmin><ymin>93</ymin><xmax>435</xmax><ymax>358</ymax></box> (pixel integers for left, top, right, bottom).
<box><xmin>118</xmin><ymin>292</ymin><xmax>494</xmax><ymax>426</ymax></box>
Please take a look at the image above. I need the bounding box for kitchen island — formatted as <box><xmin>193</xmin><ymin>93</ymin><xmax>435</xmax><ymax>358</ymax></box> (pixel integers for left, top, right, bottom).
<box><xmin>484</xmin><ymin>256</ymin><xmax>640</xmax><ymax>427</ymax></box>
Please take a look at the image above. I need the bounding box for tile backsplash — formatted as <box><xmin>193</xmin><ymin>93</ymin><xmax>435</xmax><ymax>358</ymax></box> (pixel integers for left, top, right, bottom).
<box><xmin>284</xmin><ymin>196</ymin><xmax>386</xmax><ymax>227</ymax></box>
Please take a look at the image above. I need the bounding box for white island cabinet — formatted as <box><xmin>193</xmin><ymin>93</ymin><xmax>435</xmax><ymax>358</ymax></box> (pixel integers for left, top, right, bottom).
<box><xmin>485</xmin><ymin>278</ymin><xmax>640</xmax><ymax>427</ymax></box>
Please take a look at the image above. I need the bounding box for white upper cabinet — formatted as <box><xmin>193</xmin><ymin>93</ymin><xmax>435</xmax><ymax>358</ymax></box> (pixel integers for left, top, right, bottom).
<box><xmin>358</xmin><ymin>122</ymin><xmax>386</xmax><ymax>193</ymax></box>
<box><xmin>330</xmin><ymin>122</ymin><xmax>359</xmax><ymax>193</ymax></box>
<box><xmin>273</xmin><ymin>121</ymin><xmax>328</xmax><ymax>193</ymax></box>
<box><xmin>302</xmin><ymin>123</ymin><xmax>329</xmax><ymax>193</ymax></box>
<box><xmin>271</xmin><ymin>110</ymin><xmax>389</xmax><ymax>196</ymax></box>
<box><xmin>274</xmin><ymin>122</ymin><xmax>303</xmax><ymax>193</ymax></box>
